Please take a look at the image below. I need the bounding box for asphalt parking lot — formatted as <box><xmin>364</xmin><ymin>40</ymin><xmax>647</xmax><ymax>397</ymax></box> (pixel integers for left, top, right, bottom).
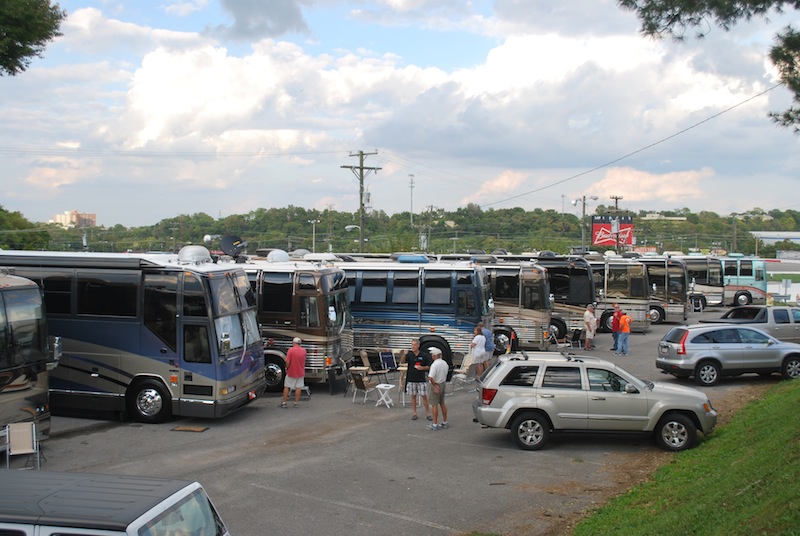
<box><xmin>37</xmin><ymin>307</ymin><xmax>784</xmax><ymax>536</ymax></box>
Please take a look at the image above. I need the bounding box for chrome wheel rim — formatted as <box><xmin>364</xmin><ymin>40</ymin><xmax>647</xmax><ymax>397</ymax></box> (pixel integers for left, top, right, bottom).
<box><xmin>698</xmin><ymin>364</ymin><xmax>718</xmax><ymax>384</ymax></box>
<box><xmin>136</xmin><ymin>388</ymin><xmax>163</xmax><ymax>418</ymax></box>
<box><xmin>518</xmin><ymin>419</ymin><xmax>544</xmax><ymax>446</ymax></box>
<box><xmin>661</xmin><ymin>420</ymin><xmax>688</xmax><ymax>448</ymax></box>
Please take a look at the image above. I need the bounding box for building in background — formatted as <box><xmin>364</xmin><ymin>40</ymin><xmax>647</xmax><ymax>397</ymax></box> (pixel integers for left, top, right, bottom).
<box><xmin>51</xmin><ymin>210</ymin><xmax>96</xmax><ymax>229</ymax></box>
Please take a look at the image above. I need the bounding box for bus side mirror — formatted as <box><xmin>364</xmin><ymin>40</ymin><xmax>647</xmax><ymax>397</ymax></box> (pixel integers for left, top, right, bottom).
<box><xmin>219</xmin><ymin>332</ymin><xmax>231</xmax><ymax>353</ymax></box>
<box><xmin>47</xmin><ymin>336</ymin><xmax>62</xmax><ymax>371</ymax></box>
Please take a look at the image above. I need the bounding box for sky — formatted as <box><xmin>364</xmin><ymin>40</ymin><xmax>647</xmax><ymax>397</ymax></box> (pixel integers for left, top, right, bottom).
<box><xmin>2</xmin><ymin>0</ymin><xmax>800</xmax><ymax>228</ymax></box>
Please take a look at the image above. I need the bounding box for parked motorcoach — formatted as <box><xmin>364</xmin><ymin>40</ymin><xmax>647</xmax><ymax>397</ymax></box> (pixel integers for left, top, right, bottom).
<box><xmin>0</xmin><ymin>246</ymin><xmax>266</xmax><ymax>423</ymax></box>
<box><xmin>218</xmin><ymin>249</ymin><xmax>352</xmax><ymax>392</ymax></box>
<box><xmin>338</xmin><ymin>257</ymin><xmax>494</xmax><ymax>365</ymax></box>
<box><xmin>0</xmin><ymin>272</ymin><xmax>61</xmax><ymax>442</ymax></box>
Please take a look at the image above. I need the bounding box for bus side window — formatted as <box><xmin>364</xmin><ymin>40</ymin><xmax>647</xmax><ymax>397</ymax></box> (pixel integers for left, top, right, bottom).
<box><xmin>144</xmin><ymin>274</ymin><xmax>178</xmax><ymax>351</ymax></box>
<box><xmin>184</xmin><ymin>325</ymin><xmax>211</xmax><ymax>363</ymax></box>
<box><xmin>457</xmin><ymin>289</ymin><xmax>476</xmax><ymax>316</ymax></box>
<box><xmin>0</xmin><ymin>299</ymin><xmax>7</xmax><ymax>371</ymax></box>
<box><xmin>183</xmin><ymin>274</ymin><xmax>208</xmax><ymax>317</ymax></box>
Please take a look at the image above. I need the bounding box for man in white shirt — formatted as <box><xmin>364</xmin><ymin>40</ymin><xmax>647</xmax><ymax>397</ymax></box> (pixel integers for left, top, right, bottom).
<box><xmin>426</xmin><ymin>347</ymin><xmax>449</xmax><ymax>430</ymax></box>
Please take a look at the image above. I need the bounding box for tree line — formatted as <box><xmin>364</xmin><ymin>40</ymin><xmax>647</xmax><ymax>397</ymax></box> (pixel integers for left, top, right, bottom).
<box><xmin>2</xmin><ymin>204</ymin><xmax>800</xmax><ymax>258</ymax></box>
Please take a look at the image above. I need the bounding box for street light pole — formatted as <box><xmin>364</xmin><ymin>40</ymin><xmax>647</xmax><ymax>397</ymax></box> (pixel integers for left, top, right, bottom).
<box><xmin>308</xmin><ymin>219</ymin><xmax>319</xmax><ymax>253</ymax></box>
<box><xmin>572</xmin><ymin>195</ymin><xmax>598</xmax><ymax>254</ymax></box>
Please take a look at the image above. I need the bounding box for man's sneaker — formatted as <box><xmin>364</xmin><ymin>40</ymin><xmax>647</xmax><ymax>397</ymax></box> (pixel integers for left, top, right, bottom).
<box><xmin>427</xmin><ymin>423</ymin><xmax>440</xmax><ymax>431</ymax></box>
<box><xmin>280</xmin><ymin>401</ymin><xmax>288</xmax><ymax>409</ymax></box>
<box><xmin>293</xmin><ymin>403</ymin><xmax>299</xmax><ymax>408</ymax></box>
<box><xmin>441</xmin><ymin>422</ymin><xmax>449</xmax><ymax>429</ymax></box>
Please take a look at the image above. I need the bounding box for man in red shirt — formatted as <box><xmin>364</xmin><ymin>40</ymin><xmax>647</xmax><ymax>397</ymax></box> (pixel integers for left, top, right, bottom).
<box><xmin>282</xmin><ymin>337</ymin><xmax>307</xmax><ymax>408</ymax></box>
<box><xmin>610</xmin><ymin>303</ymin><xmax>622</xmax><ymax>352</ymax></box>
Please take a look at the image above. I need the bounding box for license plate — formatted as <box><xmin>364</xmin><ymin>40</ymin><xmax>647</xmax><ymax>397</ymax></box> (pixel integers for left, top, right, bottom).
<box><xmin>658</xmin><ymin>345</ymin><xmax>668</xmax><ymax>355</ymax></box>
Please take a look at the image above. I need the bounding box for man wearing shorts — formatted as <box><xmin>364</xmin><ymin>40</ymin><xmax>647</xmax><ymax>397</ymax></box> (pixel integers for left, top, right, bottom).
<box><xmin>400</xmin><ymin>339</ymin><xmax>432</xmax><ymax>421</ymax></box>
<box><xmin>426</xmin><ymin>347</ymin><xmax>449</xmax><ymax>431</ymax></box>
<box><xmin>282</xmin><ymin>337</ymin><xmax>307</xmax><ymax>408</ymax></box>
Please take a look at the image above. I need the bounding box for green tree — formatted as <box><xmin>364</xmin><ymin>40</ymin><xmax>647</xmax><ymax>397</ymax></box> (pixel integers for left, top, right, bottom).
<box><xmin>619</xmin><ymin>0</ymin><xmax>800</xmax><ymax>132</ymax></box>
<box><xmin>0</xmin><ymin>0</ymin><xmax>67</xmax><ymax>76</ymax></box>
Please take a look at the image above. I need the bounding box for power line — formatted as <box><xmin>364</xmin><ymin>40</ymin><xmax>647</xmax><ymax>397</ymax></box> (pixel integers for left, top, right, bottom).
<box><xmin>482</xmin><ymin>83</ymin><xmax>783</xmax><ymax>209</ymax></box>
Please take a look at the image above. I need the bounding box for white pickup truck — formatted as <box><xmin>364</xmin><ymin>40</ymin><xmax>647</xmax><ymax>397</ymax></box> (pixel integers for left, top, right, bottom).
<box><xmin>699</xmin><ymin>305</ymin><xmax>800</xmax><ymax>343</ymax></box>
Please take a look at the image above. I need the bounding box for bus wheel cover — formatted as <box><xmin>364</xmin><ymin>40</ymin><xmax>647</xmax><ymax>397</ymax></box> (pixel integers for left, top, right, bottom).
<box><xmin>264</xmin><ymin>355</ymin><xmax>286</xmax><ymax>393</ymax></box>
<box><xmin>128</xmin><ymin>380</ymin><xmax>171</xmax><ymax>423</ymax></box>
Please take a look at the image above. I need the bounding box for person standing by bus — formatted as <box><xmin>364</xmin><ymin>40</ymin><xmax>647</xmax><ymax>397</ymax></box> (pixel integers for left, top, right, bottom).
<box><xmin>470</xmin><ymin>325</ymin><xmax>488</xmax><ymax>375</ymax></box>
<box><xmin>282</xmin><ymin>337</ymin><xmax>307</xmax><ymax>408</ymax></box>
<box><xmin>615</xmin><ymin>310</ymin><xmax>632</xmax><ymax>356</ymax></box>
<box><xmin>610</xmin><ymin>303</ymin><xmax>622</xmax><ymax>352</ymax></box>
<box><xmin>583</xmin><ymin>305</ymin><xmax>597</xmax><ymax>351</ymax></box>
<box><xmin>426</xmin><ymin>347</ymin><xmax>449</xmax><ymax>431</ymax></box>
<box><xmin>400</xmin><ymin>339</ymin><xmax>432</xmax><ymax>421</ymax></box>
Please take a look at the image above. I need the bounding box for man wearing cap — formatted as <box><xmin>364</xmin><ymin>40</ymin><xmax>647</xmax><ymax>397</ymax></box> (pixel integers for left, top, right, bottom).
<box><xmin>426</xmin><ymin>347</ymin><xmax>449</xmax><ymax>431</ymax></box>
<box><xmin>583</xmin><ymin>305</ymin><xmax>597</xmax><ymax>351</ymax></box>
<box><xmin>282</xmin><ymin>337</ymin><xmax>307</xmax><ymax>409</ymax></box>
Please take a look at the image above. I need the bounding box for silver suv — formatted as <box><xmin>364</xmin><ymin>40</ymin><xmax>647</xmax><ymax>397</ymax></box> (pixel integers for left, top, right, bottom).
<box><xmin>657</xmin><ymin>324</ymin><xmax>800</xmax><ymax>386</ymax></box>
<box><xmin>472</xmin><ymin>352</ymin><xmax>717</xmax><ymax>451</ymax></box>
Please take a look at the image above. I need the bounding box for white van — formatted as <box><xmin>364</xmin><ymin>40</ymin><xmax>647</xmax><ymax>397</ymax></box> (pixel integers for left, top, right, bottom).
<box><xmin>0</xmin><ymin>471</ymin><xmax>229</xmax><ymax>535</ymax></box>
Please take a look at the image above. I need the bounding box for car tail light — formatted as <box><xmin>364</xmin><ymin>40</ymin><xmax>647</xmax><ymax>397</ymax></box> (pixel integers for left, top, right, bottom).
<box><xmin>677</xmin><ymin>331</ymin><xmax>689</xmax><ymax>355</ymax></box>
<box><xmin>482</xmin><ymin>388</ymin><xmax>497</xmax><ymax>405</ymax></box>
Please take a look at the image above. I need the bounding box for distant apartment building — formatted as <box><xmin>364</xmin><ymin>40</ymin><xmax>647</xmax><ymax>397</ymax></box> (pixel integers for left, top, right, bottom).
<box><xmin>51</xmin><ymin>210</ymin><xmax>96</xmax><ymax>229</ymax></box>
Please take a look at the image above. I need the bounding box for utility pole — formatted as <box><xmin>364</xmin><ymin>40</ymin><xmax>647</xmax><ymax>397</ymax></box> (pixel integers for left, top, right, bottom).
<box><xmin>610</xmin><ymin>195</ymin><xmax>623</xmax><ymax>253</ymax></box>
<box><xmin>341</xmin><ymin>150</ymin><xmax>381</xmax><ymax>253</ymax></box>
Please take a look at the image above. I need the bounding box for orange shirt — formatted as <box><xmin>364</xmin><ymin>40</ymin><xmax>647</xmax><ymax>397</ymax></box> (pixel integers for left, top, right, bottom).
<box><xmin>619</xmin><ymin>314</ymin><xmax>632</xmax><ymax>333</ymax></box>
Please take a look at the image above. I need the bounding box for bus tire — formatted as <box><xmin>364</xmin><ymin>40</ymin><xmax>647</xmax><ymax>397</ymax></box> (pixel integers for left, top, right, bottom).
<box><xmin>264</xmin><ymin>353</ymin><xmax>286</xmax><ymax>393</ymax></box>
<box><xmin>419</xmin><ymin>337</ymin><xmax>453</xmax><ymax>379</ymax></box>
<box><xmin>127</xmin><ymin>379</ymin><xmax>171</xmax><ymax>424</ymax></box>
<box><xmin>493</xmin><ymin>329</ymin><xmax>514</xmax><ymax>355</ymax></box>
<box><xmin>649</xmin><ymin>306</ymin><xmax>665</xmax><ymax>324</ymax></box>
<box><xmin>549</xmin><ymin>319</ymin><xmax>567</xmax><ymax>342</ymax></box>
<box><xmin>600</xmin><ymin>312</ymin><xmax>613</xmax><ymax>333</ymax></box>
<box><xmin>735</xmin><ymin>292</ymin><xmax>752</xmax><ymax>306</ymax></box>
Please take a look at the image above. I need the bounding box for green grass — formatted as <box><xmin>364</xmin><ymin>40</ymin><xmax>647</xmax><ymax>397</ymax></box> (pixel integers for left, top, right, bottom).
<box><xmin>574</xmin><ymin>380</ymin><xmax>800</xmax><ymax>536</ymax></box>
<box><xmin>768</xmin><ymin>273</ymin><xmax>800</xmax><ymax>283</ymax></box>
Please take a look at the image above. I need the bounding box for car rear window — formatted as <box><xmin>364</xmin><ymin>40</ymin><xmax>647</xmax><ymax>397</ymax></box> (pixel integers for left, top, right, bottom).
<box><xmin>500</xmin><ymin>365</ymin><xmax>539</xmax><ymax>387</ymax></box>
<box><xmin>541</xmin><ymin>366</ymin><xmax>582</xmax><ymax>389</ymax></box>
<box><xmin>663</xmin><ymin>328</ymin><xmax>688</xmax><ymax>343</ymax></box>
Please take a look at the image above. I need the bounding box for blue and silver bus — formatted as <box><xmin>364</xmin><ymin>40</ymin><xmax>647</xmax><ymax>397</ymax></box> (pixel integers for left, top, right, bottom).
<box><xmin>339</xmin><ymin>257</ymin><xmax>493</xmax><ymax>364</ymax></box>
<box><xmin>719</xmin><ymin>254</ymin><xmax>768</xmax><ymax>306</ymax></box>
<box><xmin>0</xmin><ymin>273</ymin><xmax>60</xmax><ymax>442</ymax></box>
<box><xmin>0</xmin><ymin>247</ymin><xmax>266</xmax><ymax>423</ymax></box>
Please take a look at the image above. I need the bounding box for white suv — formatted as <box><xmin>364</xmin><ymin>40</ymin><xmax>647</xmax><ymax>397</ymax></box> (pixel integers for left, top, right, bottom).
<box><xmin>473</xmin><ymin>352</ymin><xmax>717</xmax><ymax>451</ymax></box>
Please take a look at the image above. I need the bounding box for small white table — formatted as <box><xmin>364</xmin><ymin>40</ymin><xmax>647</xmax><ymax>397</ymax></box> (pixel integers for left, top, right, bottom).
<box><xmin>375</xmin><ymin>383</ymin><xmax>395</xmax><ymax>408</ymax></box>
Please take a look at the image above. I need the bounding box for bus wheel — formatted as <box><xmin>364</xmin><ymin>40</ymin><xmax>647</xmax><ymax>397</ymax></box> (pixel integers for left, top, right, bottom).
<box><xmin>264</xmin><ymin>354</ymin><xmax>286</xmax><ymax>393</ymax></box>
<box><xmin>549</xmin><ymin>319</ymin><xmax>567</xmax><ymax>341</ymax></box>
<box><xmin>494</xmin><ymin>331</ymin><xmax>512</xmax><ymax>354</ymax></box>
<box><xmin>649</xmin><ymin>307</ymin><xmax>665</xmax><ymax>324</ymax></box>
<box><xmin>128</xmin><ymin>380</ymin><xmax>171</xmax><ymax>423</ymax></box>
<box><xmin>600</xmin><ymin>313</ymin><xmax>613</xmax><ymax>333</ymax></box>
<box><xmin>735</xmin><ymin>292</ymin><xmax>752</xmax><ymax>306</ymax></box>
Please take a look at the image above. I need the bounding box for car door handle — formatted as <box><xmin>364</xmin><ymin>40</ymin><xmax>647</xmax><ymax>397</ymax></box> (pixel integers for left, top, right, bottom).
<box><xmin>591</xmin><ymin>396</ymin><xmax>606</xmax><ymax>400</ymax></box>
<box><xmin>540</xmin><ymin>394</ymin><xmax>554</xmax><ymax>398</ymax></box>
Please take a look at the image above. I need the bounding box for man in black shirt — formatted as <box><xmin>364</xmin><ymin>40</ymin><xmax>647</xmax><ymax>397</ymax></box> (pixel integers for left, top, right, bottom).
<box><xmin>400</xmin><ymin>339</ymin><xmax>432</xmax><ymax>421</ymax></box>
